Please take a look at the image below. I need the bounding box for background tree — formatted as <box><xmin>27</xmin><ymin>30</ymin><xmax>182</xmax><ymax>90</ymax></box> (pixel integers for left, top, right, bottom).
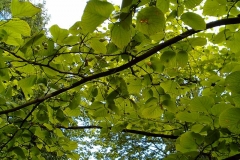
<box><xmin>1</xmin><ymin>0</ymin><xmax>240</xmax><ymax>159</ymax></box>
<box><xmin>0</xmin><ymin>0</ymin><xmax>49</xmax><ymax>33</ymax></box>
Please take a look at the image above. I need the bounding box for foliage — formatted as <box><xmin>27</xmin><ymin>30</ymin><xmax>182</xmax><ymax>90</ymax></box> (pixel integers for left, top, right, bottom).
<box><xmin>0</xmin><ymin>0</ymin><xmax>49</xmax><ymax>33</ymax></box>
<box><xmin>0</xmin><ymin>0</ymin><xmax>240</xmax><ymax>159</ymax></box>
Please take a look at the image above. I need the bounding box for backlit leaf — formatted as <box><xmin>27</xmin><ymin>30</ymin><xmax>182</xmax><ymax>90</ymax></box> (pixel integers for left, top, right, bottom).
<box><xmin>160</xmin><ymin>51</ymin><xmax>176</xmax><ymax>67</ymax></box>
<box><xmin>219</xmin><ymin>108</ymin><xmax>240</xmax><ymax>134</ymax></box>
<box><xmin>225</xmin><ymin>71</ymin><xmax>240</xmax><ymax>94</ymax></box>
<box><xmin>136</xmin><ymin>7</ymin><xmax>165</xmax><ymax>35</ymax></box>
<box><xmin>176</xmin><ymin>50</ymin><xmax>188</xmax><ymax>67</ymax></box>
<box><xmin>156</xmin><ymin>0</ymin><xmax>169</xmax><ymax>13</ymax></box>
<box><xmin>181</xmin><ymin>12</ymin><xmax>206</xmax><ymax>30</ymax></box>
<box><xmin>141</xmin><ymin>97</ymin><xmax>163</xmax><ymax>119</ymax></box>
<box><xmin>189</xmin><ymin>96</ymin><xmax>214</xmax><ymax>113</ymax></box>
<box><xmin>203</xmin><ymin>0</ymin><xmax>227</xmax><ymax>16</ymax></box>
<box><xmin>90</xmin><ymin>39</ymin><xmax>107</xmax><ymax>54</ymax></box>
<box><xmin>0</xmin><ymin>20</ymin><xmax>31</xmax><ymax>36</ymax></box>
<box><xmin>176</xmin><ymin>132</ymin><xmax>203</xmax><ymax>153</ymax></box>
<box><xmin>11</xmin><ymin>0</ymin><xmax>41</xmax><ymax>18</ymax></box>
<box><xmin>81</xmin><ymin>0</ymin><xmax>114</xmax><ymax>33</ymax></box>
<box><xmin>111</xmin><ymin>22</ymin><xmax>131</xmax><ymax>49</ymax></box>
<box><xmin>184</xmin><ymin>0</ymin><xmax>203</xmax><ymax>9</ymax></box>
<box><xmin>49</xmin><ymin>25</ymin><xmax>69</xmax><ymax>44</ymax></box>
<box><xmin>188</xmin><ymin>37</ymin><xmax>207</xmax><ymax>46</ymax></box>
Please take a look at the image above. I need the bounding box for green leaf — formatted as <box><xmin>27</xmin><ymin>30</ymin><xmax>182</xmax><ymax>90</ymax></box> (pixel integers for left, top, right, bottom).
<box><xmin>176</xmin><ymin>111</ymin><xmax>199</xmax><ymax>122</ymax></box>
<box><xmin>211</xmin><ymin>103</ymin><xmax>233</xmax><ymax>116</ymax></box>
<box><xmin>91</xmin><ymin>87</ymin><xmax>98</xmax><ymax>97</ymax></box>
<box><xmin>191</xmin><ymin>124</ymin><xmax>205</xmax><ymax>133</ymax></box>
<box><xmin>18</xmin><ymin>75</ymin><xmax>37</xmax><ymax>99</ymax></box>
<box><xmin>106</xmin><ymin>42</ymin><xmax>118</xmax><ymax>54</ymax></box>
<box><xmin>69</xmin><ymin>21</ymin><xmax>82</xmax><ymax>35</ymax></box>
<box><xmin>162</xmin><ymin>99</ymin><xmax>177</xmax><ymax>113</ymax></box>
<box><xmin>0</xmin><ymin>59</ymin><xmax>9</xmax><ymax>80</ymax></box>
<box><xmin>64</xmin><ymin>108</ymin><xmax>81</xmax><ymax>117</ymax></box>
<box><xmin>49</xmin><ymin>25</ymin><xmax>69</xmax><ymax>44</ymax></box>
<box><xmin>0</xmin><ymin>20</ymin><xmax>31</xmax><ymax>37</ymax></box>
<box><xmin>63</xmin><ymin>36</ymin><xmax>79</xmax><ymax>45</ymax></box>
<box><xmin>150</xmin><ymin>57</ymin><xmax>165</xmax><ymax>73</ymax></box>
<box><xmin>119</xmin><ymin>78</ymin><xmax>129</xmax><ymax>96</ymax></box>
<box><xmin>205</xmin><ymin>129</ymin><xmax>220</xmax><ymax>144</ymax></box>
<box><xmin>184</xmin><ymin>0</ymin><xmax>203</xmax><ymax>9</ymax></box>
<box><xmin>37</xmin><ymin>110</ymin><xmax>49</xmax><ymax>122</ymax></box>
<box><xmin>90</xmin><ymin>39</ymin><xmax>107</xmax><ymax>54</ymax></box>
<box><xmin>54</xmin><ymin>128</ymin><xmax>64</xmax><ymax>137</ymax></box>
<box><xmin>90</xmin><ymin>102</ymin><xmax>108</xmax><ymax>117</ymax></box>
<box><xmin>176</xmin><ymin>132</ymin><xmax>203</xmax><ymax>153</ymax></box>
<box><xmin>120</xmin><ymin>0</ymin><xmax>133</xmax><ymax>13</ymax></box>
<box><xmin>226</xmin><ymin>32</ymin><xmax>240</xmax><ymax>53</ymax></box>
<box><xmin>219</xmin><ymin>108</ymin><xmax>240</xmax><ymax>134</ymax></box>
<box><xmin>81</xmin><ymin>0</ymin><xmax>114</xmax><ymax>33</ymax></box>
<box><xmin>56</xmin><ymin>109</ymin><xmax>65</xmax><ymax>122</ymax></box>
<box><xmin>111</xmin><ymin>121</ymin><xmax>127</xmax><ymax>132</ymax></box>
<box><xmin>68</xmin><ymin>94</ymin><xmax>81</xmax><ymax>109</ymax></box>
<box><xmin>150</xmin><ymin>31</ymin><xmax>165</xmax><ymax>41</ymax></box>
<box><xmin>189</xmin><ymin>96</ymin><xmax>214</xmax><ymax>113</ymax></box>
<box><xmin>176</xmin><ymin>50</ymin><xmax>188</xmax><ymax>67</ymax></box>
<box><xmin>225</xmin><ymin>71</ymin><xmax>240</xmax><ymax>94</ymax></box>
<box><xmin>111</xmin><ymin>22</ymin><xmax>131</xmax><ymax>49</ymax></box>
<box><xmin>141</xmin><ymin>97</ymin><xmax>163</xmax><ymax>119</ymax></box>
<box><xmin>232</xmin><ymin>94</ymin><xmax>240</xmax><ymax>107</ymax></box>
<box><xmin>188</xmin><ymin>37</ymin><xmax>207</xmax><ymax>46</ymax></box>
<box><xmin>13</xmin><ymin>147</ymin><xmax>26</xmax><ymax>159</ymax></box>
<box><xmin>142</xmin><ymin>74</ymin><xmax>152</xmax><ymax>86</ymax></box>
<box><xmin>11</xmin><ymin>0</ymin><xmax>41</xmax><ymax>18</ymax></box>
<box><xmin>212</xmin><ymin>29</ymin><xmax>231</xmax><ymax>44</ymax></box>
<box><xmin>108</xmin><ymin>101</ymin><xmax>120</xmax><ymax>115</ymax></box>
<box><xmin>160</xmin><ymin>80</ymin><xmax>180</xmax><ymax>98</ymax></box>
<box><xmin>93</xmin><ymin>107</ymin><xmax>109</xmax><ymax>117</ymax></box>
<box><xmin>181</xmin><ymin>12</ymin><xmax>206</xmax><ymax>30</ymax></box>
<box><xmin>136</xmin><ymin>7</ymin><xmax>165</xmax><ymax>35</ymax></box>
<box><xmin>156</xmin><ymin>0</ymin><xmax>169</xmax><ymax>13</ymax></box>
<box><xmin>160</xmin><ymin>51</ymin><xmax>176</xmax><ymax>67</ymax></box>
<box><xmin>203</xmin><ymin>0</ymin><xmax>227</xmax><ymax>16</ymax></box>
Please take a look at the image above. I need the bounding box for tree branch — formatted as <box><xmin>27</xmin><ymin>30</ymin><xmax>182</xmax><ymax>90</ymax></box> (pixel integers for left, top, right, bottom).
<box><xmin>0</xmin><ymin>47</ymin><xmax>85</xmax><ymax>78</ymax></box>
<box><xmin>0</xmin><ymin>17</ymin><xmax>240</xmax><ymax>115</ymax></box>
<box><xmin>57</xmin><ymin>125</ymin><xmax>179</xmax><ymax>139</ymax></box>
<box><xmin>223</xmin><ymin>154</ymin><xmax>240</xmax><ymax>160</ymax></box>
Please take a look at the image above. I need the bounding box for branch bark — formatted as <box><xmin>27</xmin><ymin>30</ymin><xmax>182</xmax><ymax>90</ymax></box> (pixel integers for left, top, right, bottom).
<box><xmin>0</xmin><ymin>17</ymin><xmax>240</xmax><ymax>115</ymax></box>
<box><xmin>223</xmin><ymin>154</ymin><xmax>240</xmax><ymax>160</ymax></box>
<box><xmin>57</xmin><ymin>125</ymin><xmax>179</xmax><ymax>139</ymax></box>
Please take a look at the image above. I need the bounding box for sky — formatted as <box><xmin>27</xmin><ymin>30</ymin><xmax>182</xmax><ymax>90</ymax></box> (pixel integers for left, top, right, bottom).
<box><xmin>43</xmin><ymin>0</ymin><xmax>122</xmax><ymax>29</ymax></box>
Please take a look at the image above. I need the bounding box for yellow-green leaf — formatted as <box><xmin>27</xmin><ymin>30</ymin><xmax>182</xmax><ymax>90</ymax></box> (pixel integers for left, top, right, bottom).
<box><xmin>49</xmin><ymin>25</ymin><xmax>69</xmax><ymax>44</ymax></box>
<box><xmin>219</xmin><ymin>108</ymin><xmax>240</xmax><ymax>134</ymax></box>
<box><xmin>111</xmin><ymin>22</ymin><xmax>131</xmax><ymax>49</ymax></box>
<box><xmin>136</xmin><ymin>7</ymin><xmax>165</xmax><ymax>35</ymax></box>
<box><xmin>81</xmin><ymin>0</ymin><xmax>114</xmax><ymax>33</ymax></box>
<box><xmin>90</xmin><ymin>39</ymin><xmax>107</xmax><ymax>54</ymax></box>
<box><xmin>156</xmin><ymin>0</ymin><xmax>169</xmax><ymax>13</ymax></box>
<box><xmin>225</xmin><ymin>71</ymin><xmax>240</xmax><ymax>94</ymax></box>
<box><xmin>176</xmin><ymin>50</ymin><xmax>188</xmax><ymax>67</ymax></box>
<box><xmin>184</xmin><ymin>0</ymin><xmax>203</xmax><ymax>9</ymax></box>
<box><xmin>141</xmin><ymin>97</ymin><xmax>163</xmax><ymax>119</ymax></box>
<box><xmin>0</xmin><ymin>20</ymin><xmax>31</xmax><ymax>36</ymax></box>
<box><xmin>181</xmin><ymin>12</ymin><xmax>206</xmax><ymax>30</ymax></box>
<box><xmin>11</xmin><ymin>0</ymin><xmax>41</xmax><ymax>18</ymax></box>
<box><xmin>203</xmin><ymin>0</ymin><xmax>227</xmax><ymax>16</ymax></box>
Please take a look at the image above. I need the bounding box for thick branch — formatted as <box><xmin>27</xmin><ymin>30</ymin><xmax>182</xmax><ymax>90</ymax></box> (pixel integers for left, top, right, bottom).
<box><xmin>223</xmin><ymin>154</ymin><xmax>240</xmax><ymax>160</ymax></box>
<box><xmin>57</xmin><ymin>125</ymin><xmax>179</xmax><ymax>139</ymax></box>
<box><xmin>0</xmin><ymin>17</ymin><xmax>240</xmax><ymax>115</ymax></box>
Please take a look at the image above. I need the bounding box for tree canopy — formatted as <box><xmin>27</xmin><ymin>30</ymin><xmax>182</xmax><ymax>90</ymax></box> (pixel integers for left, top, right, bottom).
<box><xmin>1</xmin><ymin>0</ymin><xmax>240</xmax><ymax>159</ymax></box>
